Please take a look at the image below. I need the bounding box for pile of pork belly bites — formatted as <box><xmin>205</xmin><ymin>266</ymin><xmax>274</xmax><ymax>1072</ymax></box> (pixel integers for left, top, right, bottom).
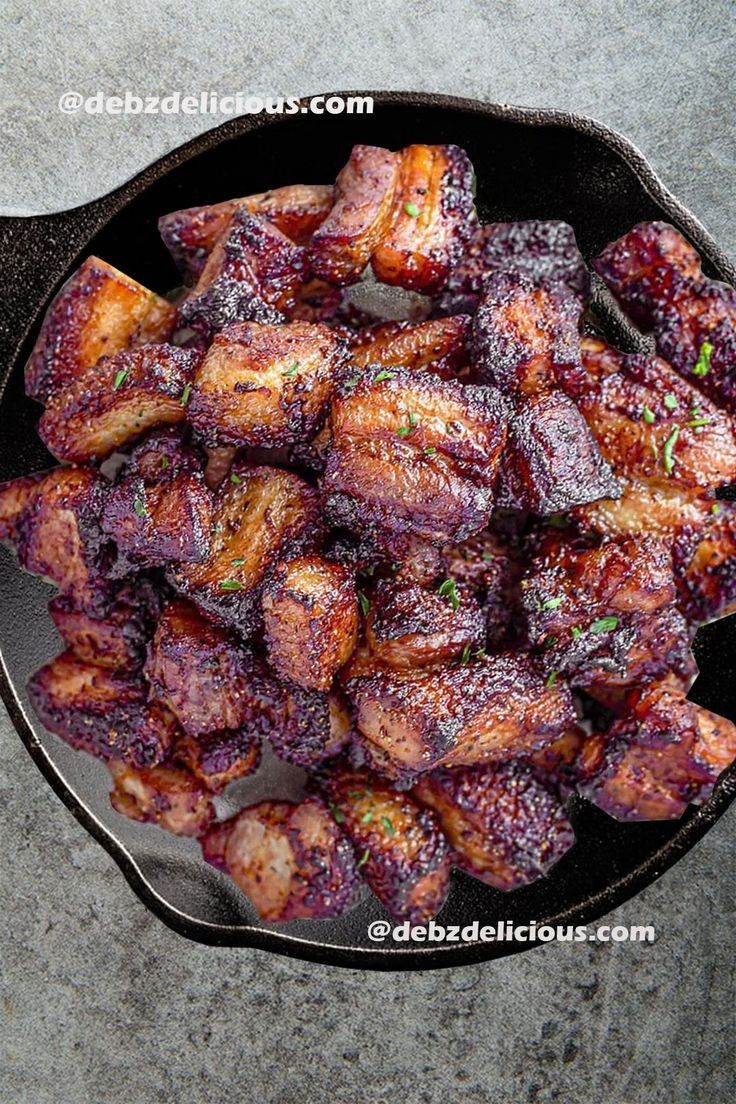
<box><xmin>3</xmin><ymin>141</ymin><xmax>736</xmax><ymax>924</ymax></box>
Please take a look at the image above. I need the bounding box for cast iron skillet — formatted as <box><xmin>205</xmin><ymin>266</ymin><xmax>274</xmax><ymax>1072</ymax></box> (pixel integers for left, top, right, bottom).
<box><xmin>1</xmin><ymin>92</ymin><xmax>735</xmax><ymax>970</ymax></box>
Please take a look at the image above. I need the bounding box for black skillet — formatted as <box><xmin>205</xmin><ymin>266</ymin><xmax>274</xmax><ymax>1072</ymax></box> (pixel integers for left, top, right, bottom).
<box><xmin>1</xmin><ymin>92</ymin><xmax>735</xmax><ymax>970</ymax></box>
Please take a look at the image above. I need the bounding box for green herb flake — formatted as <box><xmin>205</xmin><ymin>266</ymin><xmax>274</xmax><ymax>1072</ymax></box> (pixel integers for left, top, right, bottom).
<box><xmin>711</xmin><ymin>502</ymin><xmax>721</xmax><ymax>516</ymax></box>
<box><xmin>375</xmin><ymin>370</ymin><xmax>396</xmax><ymax>382</ymax></box>
<box><xmin>481</xmin><ymin>552</ymin><xmax>494</xmax><ymax>562</ymax></box>
<box><xmin>590</xmin><ymin>615</ymin><xmax>618</xmax><ymax>634</ymax></box>
<box><xmin>328</xmin><ymin>802</ymin><xmax>345</xmax><ymax>825</ymax></box>
<box><xmin>571</xmin><ymin>626</ymin><xmax>583</xmax><ymax>640</ymax></box>
<box><xmin>662</xmin><ymin>426</ymin><xmax>680</xmax><ymax>475</ymax></box>
<box><xmin>693</xmin><ymin>340</ymin><xmax>713</xmax><ymax>377</ymax></box>
<box><xmin>160</xmin><ymin>455</ymin><xmax>169</xmax><ymax>471</ymax></box>
<box><xmin>642</xmin><ymin>406</ymin><xmax>656</xmax><ymax>424</ymax></box>
<box><xmin>282</xmin><ymin>362</ymin><xmax>300</xmax><ymax>378</ymax></box>
<box><xmin>360</xmin><ymin>809</ymin><xmax>374</xmax><ymax>825</ymax></box>
<box><xmin>540</xmin><ymin>596</ymin><xmax>563</xmax><ymax>612</ymax></box>
<box><xmin>113</xmin><ymin>367</ymin><xmax>129</xmax><ymax>391</ymax></box>
<box><xmin>546</xmin><ymin>670</ymin><xmax>558</xmax><ymax>689</ymax></box>
<box><xmin>544</xmin><ymin>635</ymin><xmax>558</xmax><ymax>648</ymax></box>
<box><xmin>423</xmin><ymin>446</ymin><xmax>437</xmax><ymax>457</ymax></box>
<box><xmin>380</xmin><ymin>816</ymin><xmax>396</xmax><ymax>837</ymax></box>
<box><xmin>179</xmin><ymin>382</ymin><xmax>192</xmax><ymax>407</ymax></box>
<box><xmin>132</xmin><ymin>497</ymin><xmax>146</xmax><ymax>518</ymax></box>
<box><xmin>219</xmin><ymin>579</ymin><xmax>245</xmax><ymax>591</ymax></box>
<box><xmin>358</xmin><ymin>591</ymin><xmax>371</xmax><ymax>616</ymax></box>
<box><xmin>344</xmin><ymin>375</ymin><xmax>361</xmax><ymax>391</ymax></box>
<box><xmin>229</xmin><ymin>472</ymin><xmax>243</xmax><ymax>485</ymax></box>
<box><xmin>460</xmin><ymin>643</ymin><xmax>472</xmax><ymax>664</ymax></box>
<box><xmin>687</xmin><ymin>416</ymin><xmax>710</xmax><ymax>429</ymax></box>
<box><xmin>357</xmin><ymin>848</ymin><xmax>370</xmax><ymax>868</ymax></box>
<box><xmin>231</xmin><ymin>558</ymin><xmax>246</xmax><ymax>566</ymax></box>
<box><xmin>663</xmin><ymin>393</ymin><xmax>678</xmax><ymax>411</ymax></box>
<box><xmin>437</xmin><ymin>578</ymin><xmax>460</xmax><ymax>611</ymax></box>
<box><xmin>404</xmin><ymin>201</ymin><xmax>421</xmax><ymax>218</ymax></box>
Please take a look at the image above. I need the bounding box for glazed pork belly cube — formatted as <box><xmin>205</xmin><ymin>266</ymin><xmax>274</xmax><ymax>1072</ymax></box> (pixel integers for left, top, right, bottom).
<box><xmin>323</xmin><ymin>365</ymin><xmax>509</xmax><ymax>546</ymax></box>
<box><xmin>592</xmin><ymin>221</ymin><xmax>703</xmax><ymax>328</ymax></box>
<box><xmin>26</xmin><ymin>257</ymin><xmax>176</xmax><ymax>404</ymax></box>
<box><xmin>370</xmin><ymin>144</ymin><xmax>476</xmax><ymax>294</ymax></box>
<box><xmin>444</xmin><ymin>528</ymin><xmax>527</xmax><ymax>649</ymax></box>
<box><xmin>174</xmin><ymin>728</ymin><xmax>262</xmax><ymax>793</ymax></box>
<box><xmin>347</xmin><ymin>652</ymin><xmax>575</xmax><ymax>782</ymax></box>
<box><xmin>28</xmin><ymin>651</ymin><xmax>176</xmax><ymax>767</ymax></box>
<box><xmin>672</xmin><ymin>501</ymin><xmax>736</xmax><ymax>622</ymax></box>
<box><xmin>188</xmin><ymin>320</ymin><xmax>345</xmax><ymax>448</ymax></box>
<box><xmin>502</xmin><ymin>389</ymin><xmax>620</xmax><ymax>515</ymax></box>
<box><xmin>159</xmin><ymin>182</ymin><xmax>334</xmax><ymax>279</ymax></box>
<box><xmin>581</xmin><ymin>679</ymin><xmax>736</xmax><ymax>821</ymax></box>
<box><xmin>108</xmin><ymin>760</ymin><xmax>214</xmax><ymax>836</ymax></box>
<box><xmin>262</xmin><ymin>555</ymin><xmax>358</xmax><ymax>691</ymax></box>
<box><xmin>200</xmin><ymin>796</ymin><xmax>361</xmax><ymax>921</ymax></box>
<box><xmin>471</xmin><ymin>273</ymin><xmax>584</xmax><ymax>396</ymax></box>
<box><xmin>414</xmin><ymin>759</ymin><xmax>575</xmax><ymax>890</ymax></box>
<box><xmin>267</xmin><ymin>686</ymin><xmax>353</xmax><ymax>769</ymax></box>
<box><xmin>4</xmin><ymin>466</ymin><xmax>112</xmax><ymax>614</ymax></box>
<box><xmin>49</xmin><ymin>579</ymin><xmax>162</xmax><ymax>670</ymax></box>
<box><xmin>440</xmin><ymin>219</ymin><xmax>590</xmax><ymax>314</ymax></box>
<box><xmin>309</xmin><ymin>145</ymin><xmax>402</xmax><ymax>285</ymax></box>
<box><xmin>178</xmin><ymin>207</ymin><xmax>307</xmax><ymax>336</ymax></box>
<box><xmin>0</xmin><ymin>472</ymin><xmax>45</xmax><ymax>542</ymax></box>
<box><xmin>145</xmin><ymin>598</ymin><xmax>284</xmax><ymax>737</ymax></box>
<box><xmin>349</xmin><ymin>316</ymin><xmax>471</xmax><ymax>380</ymax></box>
<box><xmin>319</xmin><ymin>763</ymin><xmax>451</xmax><ymax>923</ymax></box>
<box><xmin>38</xmin><ymin>344</ymin><xmax>199</xmax><ymax>463</ymax></box>
<box><xmin>169</xmin><ymin>463</ymin><xmax>322</xmax><ymax>634</ymax></box>
<box><xmin>363</xmin><ymin>576</ymin><xmax>485</xmax><ymax>669</ymax></box>
<box><xmin>100</xmin><ymin>435</ymin><xmax>213</xmax><ymax>570</ymax></box>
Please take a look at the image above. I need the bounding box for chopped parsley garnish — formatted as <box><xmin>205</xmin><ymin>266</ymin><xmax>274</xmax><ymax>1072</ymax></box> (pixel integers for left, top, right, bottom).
<box><xmin>357</xmin><ymin>848</ymin><xmax>370</xmax><ymax>867</ymax></box>
<box><xmin>423</xmin><ymin>446</ymin><xmax>437</xmax><ymax>456</ymax></box>
<box><xmin>544</xmin><ymin>635</ymin><xmax>558</xmax><ymax>648</ymax></box>
<box><xmin>404</xmin><ymin>201</ymin><xmax>421</xmax><ymax>217</ymax></box>
<box><xmin>328</xmin><ymin>801</ymin><xmax>345</xmax><ymax>824</ymax></box>
<box><xmin>481</xmin><ymin>552</ymin><xmax>494</xmax><ymax>562</ymax></box>
<box><xmin>113</xmin><ymin>367</ymin><xmax>129</xmax><ymax>391</ymax></box>
<box><xmin>344</xmin><ymin>374</ymin><xmax>361</xmax><ymax>391</ymax></box>
<box><xmin>590</xmin><ymin>615</ymin><xmax>618</xmax><ymax>634</ymax></box>
<box><xmin>380</xmin><ymin>816</ymin><xmax>396</xmax><ymax>837</ymax></box>
<box><xmin>546</xmin><ymin>670</ymin><xmax>558</xmax><ymax>689</ymax></box>
<box><xmin>662</xmin><ymin>426</ymin><xmax>680</xmax><ymax>475</ymax></box>
<box><xmin>160</xmin><ymin>455</ymin><xmax>169</xmax><ymax>471</ymax></box>
<box><xmin>375</xmin><ymin>370</ymin><xmax>396</xmax><ymax>382</ymax></box>
<box><xmin>460</xmin><ymin>643</ymin><xmax>473</xmax><ymax>664</ymax></box>
<box><xmin>571</xmin><ymin>626</ymin><xmax>583</xmax><ymax>640</ymax></box>
<box><xmin>663</xmin><ymin>393</ymin><xmax>678</xmax><ymax>411</ymax></box>
<box><xmin>396</xmin><ymin>412</ymin><xmax>419</xmax><ymax>437</ymax></box>
<box><xmin>219</xmin><ymin>579</ymin><xmax>245</xmax><ymax>591</ymax></box>
<box><xmin>231</xmin><ymin>558</ymin><xmax>246</xmax><ymax>566</ymax></box>
<box><xmin>132</xmin><ymin>497</ymin><xmax>146</xmax><ymax>517</ymax></box>
<box><xmin>693</xmin><ymin>340</ymin><xmax>713</xmax><ymax>377</ymax></box>
<box><xmin>357</xmin><ymin>591</ymin><xmax>371</xmax><ymax>616</ymax></box>
<box><xmin>711</xmin><ymin>502</ymin><xmax>721</xmax><ymax>516</ymax></box>
<box><xmin>540</xmin><ymin>596</ymin><xmax>563</xmax><ymax>612</ymax></box>
<box><xmin>229</xmin><ymin>472</ymin><xmax>243</xmax><ymax>485</ymax></box>
<box><xmin>437</xmin><ymin>578</ymin><xmax>460</xmax><ymax>611</ymax></box>
<box><xmin>687</xmin><ymin>416</ymin><xmax>710</xmax><ymax>429</ymax></box>
<box><xmin>179</xmin><ymin>382</ymin><xmax>192</xmax><ymax>406</ymax></box>
<box><xmin>282</xmin><ymin>362</ymin><xmax>300</xmax><ymax>378</ymax></box>
<box><xmin>642</xmin><ymin>406</ymin><xmax>656</xmax><ymax>424</ymax></box>
<box><xmin>360</xmin><ymin>810</ymin><xmax>374</xmax><ymax>824</ymax></box>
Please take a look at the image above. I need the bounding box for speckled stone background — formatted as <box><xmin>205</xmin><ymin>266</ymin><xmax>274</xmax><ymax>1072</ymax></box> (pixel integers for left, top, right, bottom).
<box><xmin>1</xmin><ymin>3</ymin><xmax>735</xmax><ymax>1101</ymax></box>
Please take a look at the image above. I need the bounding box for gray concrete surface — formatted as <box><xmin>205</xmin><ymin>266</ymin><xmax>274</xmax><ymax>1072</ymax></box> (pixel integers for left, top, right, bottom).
<box><xmin>1</xmin><ymin>2</ymin><xmax>735</xmax><ymax>1101</ymax></box>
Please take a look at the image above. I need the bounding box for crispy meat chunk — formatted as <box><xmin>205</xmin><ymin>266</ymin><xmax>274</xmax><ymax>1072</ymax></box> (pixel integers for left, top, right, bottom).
<box><xmin>319</xmin><ymin>764</ymin><xmax>451</xmax><ymax>922</ymax></box>
<box><xmin>178</xmin><ymin>208</ymin><xmax>306</xmax><ymax>336</ymax></box>
<box><xmin>414</xmin><ymin>760</ymin><xmax>574</xmax><ymax>890</ymax></box>
<box><xmin>108</xmin><ymin>760</ymin><xmax>214</xmax><ymax>835</ymax></box>
<box><xmin>444</xmin><ymin>528</ymin><xmax>527</xmax><ymax>649</ymax></box>
<box><xmin>200</xmin><ymin>797</ymin><xmax>361</xmax><ymax>921</ymax></box>
<box><xmin>581</xmin><ymin>680</ymin><xmax>736</xmax><ymax>820</ymax></box>
<box><xmin>672</xmin><ymin>502</ymin><xmax>736</xmax><ymax>622</ymax></box>
<box><xmin>169</xmin><ymin>463</ymin><xmax>322</xmax><ymax>633</ymax></box>
<box><xmin>7</xmin><ymin>466</ymin><xmax>111</xmax><ymax>613</ymax></box>
<box><xmin>371</xmin><ymin>144</ymin><xmax>475</xmax><ymax>293</ymax></box>
<box><xmin>267</xmin><ymin>686</ymin><xmax>353</xmax><ymax>769</ymax></box>
<box><xmin>262</xmin><ymin>555</ymin><xmax>358</xmax><ymax>690</ymax></box>
<box><xmin>145</xmin><ymin>598</ymin><xmax>283</xmax><ymax>737</ymax></box>
<box><xmin>174</xmin><ymin>729</ymin><xmax>262</xmax><ymax>793</ymax></box>
<box><xmin>49</xmin><ymin>579</ymin><xmax>162</xmax><ymax>670</ymax></box>
<box><xmin>0</xmin><ymin>472</ymin><xmax>45</xmax><ymax>543</ymax></box>
<box><xmin>364</xmin><ymin>576</ymin><xmax>485</xmax><ymax>669</ymax></box>
<box><xmin>471</xmin><ymin>274</ymin><xmax>584</xmax><ymax>396</ymax></box>
<box><xmin>26</xmin><ymin>257</ymin><xmax>176</xmax><ymax>404</ymax></box>
<box><xmin>159</xmin><ymin>183</ymin><xmax>334</xmax><ymax>279</ymax></box>
<box><xmin>28</xmin><ymin>651</ymin><xmax>176</xmax><ymax>767</ymax></box>
<box><xmin>188</xmin><ymin>320</ymin><xmax>344</xmax><ymax>447</ymax></box>
<box><xmin>323</xmin><ymin>365</ymin><xmax>509</xmax><ymax>546</ymax></box>
<box><xmin>592</xmin><ymin>221</ymin><xmax>703</xmax><ymax>328</ymax></box>
<box><xmin>38</xmin><ymin>344</ymin><xmax>198</xmax><ymax>463</ymax></box>
<box><xmin>309</xmin><ymin>145</ymin><xmax>402</xmax><ymax>285</ymax></box>
<box><xmin>502</xmin><ymin>389</ymin><xmax>620</xmax><ymax>515</ymax></box>
<box><xmin>349</xmin><ymin>316</ymin><xmax>470</xmax><ymax>380</ymax></box>
<box><xmin>440</xmin><ymin>219</ymin><xmax>591</xmax><ymax>314</ymax></box>
<box><xmin>348</xmin><ymin>653</ymin><xmax>575</xmax><ymax>782</ymax></box>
